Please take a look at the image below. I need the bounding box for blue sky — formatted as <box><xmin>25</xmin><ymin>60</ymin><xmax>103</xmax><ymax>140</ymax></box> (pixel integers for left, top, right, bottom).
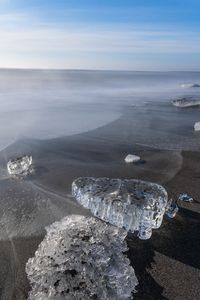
<box><xmin>0</xmin><ymin>0</ymin><xmax>199</xmax><ymax>70</ymax></box>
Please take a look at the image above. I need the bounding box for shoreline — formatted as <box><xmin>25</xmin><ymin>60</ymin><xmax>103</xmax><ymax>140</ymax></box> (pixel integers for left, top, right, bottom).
<box><xmin>0</xmin><ymin>103</ymin><xmax>200</xmax><ymax>299</ymax></box>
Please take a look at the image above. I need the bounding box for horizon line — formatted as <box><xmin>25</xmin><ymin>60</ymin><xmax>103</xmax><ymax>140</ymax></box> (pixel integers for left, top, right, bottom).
<box><xmin>0</xmin><ymin>67</ymin><xmax>199</xmax><ymax>73</ymax></box>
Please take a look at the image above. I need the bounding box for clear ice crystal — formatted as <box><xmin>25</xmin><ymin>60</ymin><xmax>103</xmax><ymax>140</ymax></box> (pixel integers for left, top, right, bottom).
<box><xmin>72</xmin><ymin>177</ymin><xmax>169</xmax><ymax>240</ymax></box>
<box><xmin>178</xmin><ymin>193</ymin><xmax>193</xmax><ymax>202</ymax></box>
<box><xmin>172</xmin><ymin>97</ymin><xmax>200</xmax><ymax>108</ymax></box>
<box><xmin>7</xmin><ymin>155</ymin><xmax>33</xmax><ymax>176</ymax></box>
<box><xmin>165</xmin><ymin>198</ymin><xmax>179</xmax><ymax>218</ymax></box>
<box><xmin>26</xmin><ymin>215</ymin><xmax>138</xmax><ymax>300</ymax></box>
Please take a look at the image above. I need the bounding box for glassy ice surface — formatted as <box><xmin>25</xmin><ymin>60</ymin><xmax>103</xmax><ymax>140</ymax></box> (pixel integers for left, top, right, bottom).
<box><xmin>172</xmin><ymin>97</ymin><xmax>200</xmax><ymax>107</ymax></box>
<box><xmin>72</xmin><ymin>177</ymin><xmax>169</xmax><ymax>240</ymax></box>
<box><xmin>26</xmin><ymin>215</ymin><xmax>138</xmax><ymax>300</ymax></box>
<box><xmin>7</xmin><ymin>155</ymin><xmax>33</xmax><ymax>176</ymax></box>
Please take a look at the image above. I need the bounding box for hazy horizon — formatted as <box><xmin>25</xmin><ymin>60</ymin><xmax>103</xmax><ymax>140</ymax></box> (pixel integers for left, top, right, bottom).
<box><xmin>0</xmin><ymin>68</ymin><xmax>200</xmax><ymax>72</ymax></box>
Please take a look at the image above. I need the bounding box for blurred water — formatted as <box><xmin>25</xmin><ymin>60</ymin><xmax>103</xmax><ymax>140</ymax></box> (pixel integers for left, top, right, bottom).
<box><xmin>0</xmin><ymin>69</ymin><xmax>200</xmax><ymax>150</ymax></box>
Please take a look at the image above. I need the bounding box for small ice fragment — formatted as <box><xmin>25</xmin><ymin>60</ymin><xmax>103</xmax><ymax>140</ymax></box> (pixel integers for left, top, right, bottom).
<box><xmin>172</xmin><ymin>97</ymin><xmax>200</xmax><ymax>108</ymax></box>
<box><xmin>194</xmin><ymin>122</ymin><xmax>200</xmax><ymax>131</ymax></box>
<box><xmin>165</xmin><ymin>199</ymin><xmax>179</xmax><ymax>218</ymax></box>
<box><xmin>178</xmin><ymin>193</ymin><xmax>193</xmax><ymax>202</ymax></box>
<box><xmin>26</xmin><ymin>215</ymin><xmax>138</xmax><ymax>300</ymax></box>
<box><xmin>72</xmin><ymin>177</ymin><xmax>169</xmax><ymax>240</ymax></box>
<box><xmin>125</xmin><ymin>154</ymin><xmax>141</xmax><ymax>163</ymax></box>
<box><xmin>7</xmin><ymin>155</ymin><xmax>33</xmax><ymax>176</ymax></box>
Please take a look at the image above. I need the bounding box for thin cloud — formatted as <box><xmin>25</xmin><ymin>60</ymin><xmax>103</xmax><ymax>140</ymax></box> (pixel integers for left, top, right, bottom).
<box><xmin>0</xmin><ymin>26</ymin><xmax>199</xmax><ymax>54</ymax></box>
<box><xmin>0</xmin><ymin>11</ymin><xmax>199</xmax><ymax>69</ymax></box>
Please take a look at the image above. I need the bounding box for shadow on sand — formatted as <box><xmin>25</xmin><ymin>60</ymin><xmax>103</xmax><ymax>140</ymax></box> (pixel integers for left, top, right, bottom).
<box><xmin>127</xmin><ymin>206</ymin><xmax>200</xmax><ymax>299</ymax></box>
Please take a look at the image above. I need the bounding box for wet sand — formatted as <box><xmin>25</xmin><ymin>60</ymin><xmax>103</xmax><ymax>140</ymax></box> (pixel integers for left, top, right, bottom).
<box><xmin>0</xmin><ymin>103</ymin><xmax>200</xmax><ymax>299</ymax></box>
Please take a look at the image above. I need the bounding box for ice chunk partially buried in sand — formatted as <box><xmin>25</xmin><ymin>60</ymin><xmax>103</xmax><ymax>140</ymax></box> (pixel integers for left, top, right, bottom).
<box><xmin>125</xmin><ymin>154</ymin><xmax>141</xmax><ymax>163</ymax></box>
<box><xmin>7</xmin><ymin>155</ymin><xmax>33</xmax><ymax>176</ymax></box>
<box><xmin>26</xmin><ymin>215</ymin><xmax>138</xmax><ymax>300</ymax></box>
<box><xmin>72</xmin><ymin>177</ymin><xmax>169</xmax><ymax>240</ymax></box>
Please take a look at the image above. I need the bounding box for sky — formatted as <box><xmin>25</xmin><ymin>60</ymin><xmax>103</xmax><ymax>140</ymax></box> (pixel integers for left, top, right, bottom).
<box><xmin>0</xmin><ymin>0</ymin><xmax>199</xmax><ymax>70</ymax></box>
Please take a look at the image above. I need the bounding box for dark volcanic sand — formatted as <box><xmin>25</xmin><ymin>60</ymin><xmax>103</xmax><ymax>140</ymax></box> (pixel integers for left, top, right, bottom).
<box><xmin>0</xmin><ymin>103</ymin><xmax>200</xmax><ymax>300</ymax></box>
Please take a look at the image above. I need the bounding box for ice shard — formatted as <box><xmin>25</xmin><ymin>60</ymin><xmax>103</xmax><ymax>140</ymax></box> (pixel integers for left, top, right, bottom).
<box><xmin>72</xmin><ymin>177</ymin><xmax>169</xmax><ymax>240</ymax></box>
<box><xmin>26</xmin><ymin>215</ymin><xmax>138</xmax><ymax>300</ymax></box>
<box><xmin>165</xmin><ymin>198</ymin><xmax>179</xmax><ymax>218</ymax></box>
<box><xmin>7</xmin><ymin>155</ymin><xmax>33</xmax><ymax>176</ymax></box>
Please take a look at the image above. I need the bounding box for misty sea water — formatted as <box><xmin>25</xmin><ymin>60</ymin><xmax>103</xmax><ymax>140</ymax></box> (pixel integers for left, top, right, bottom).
<box><xmin>0</xmin><ymin>69</ymin><xmax>200</xmax><ymax>151</ymax></box>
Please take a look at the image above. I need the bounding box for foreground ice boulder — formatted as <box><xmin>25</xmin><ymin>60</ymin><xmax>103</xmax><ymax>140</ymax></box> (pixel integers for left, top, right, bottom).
<box><xmin>7</xmin><ymin>155</ymin><xmax>33</xmax><ymax>176</ymax></box>
<box><xmin>194</xmin><ymin>121</ymin><xmax>200</xmax><ymax>131</ymax></box>
<box><xmin>72</xmin><ymin>177</ymin><xmax>169</xmax><ymax>240</ymax></box>
<box><xmin>26</xmin><ymin>215</ymin><xmax>138</xmax><ymax>300</ymax></box>
<box><xmin>172</xmin><ymin>97</ymin><xmax>200</xmax><ymax>108</ymax></box>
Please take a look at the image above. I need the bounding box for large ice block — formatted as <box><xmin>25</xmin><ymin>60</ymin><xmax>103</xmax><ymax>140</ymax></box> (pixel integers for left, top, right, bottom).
<box><xmin>26</xmin><ymin>215</ymin><xmax>138</xmax><ymax>300</ymax></box>
<box><xmin>72</xmin><ymin>177</ymin><xmax>169</xmax><ymax>240</ymax></box>
<box><xmin>172</xmin><ymin>97</ymin><xmax>200</xmax><ymax>108</ymax></box>
<box><xmin>7</xmin><ymin>155</ymin><xmax>33</xmax><ymax>176</ymax></box>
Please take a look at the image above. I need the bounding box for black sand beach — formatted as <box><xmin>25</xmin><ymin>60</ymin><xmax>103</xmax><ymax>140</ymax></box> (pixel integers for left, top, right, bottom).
<box><xmin>0</xmin><ymin>100</ymin><xmax>200</xmax><ymax>299</ymax></box>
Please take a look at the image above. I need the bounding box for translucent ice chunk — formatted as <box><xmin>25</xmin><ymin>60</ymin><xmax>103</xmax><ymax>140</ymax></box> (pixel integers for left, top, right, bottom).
<box><xmin>178</xmin><ymin>193</ymin><xmax>193</xmax><ymax>202</ymax></box>
<box><xmin>172</xmin><ymin>97</ymin><xmax>200</xmax><ymax>108</ymax></box>
<box><xmin>125</xmin><ymin>154</ymin><xmax>141</xmax><ymax>163</ymax></box>
<box><xmin>26</xmin><ymin>215</ymin><xmax>138</xmax><ymax>300</ymax></box>
<box><xmin>194</xmin><ymin>122</ymin><xmax>200</xmax><ymax>131</ymax></box>
<box><xmin>165</xmin><ymin>198</ymin><xmax>179</xmax><ymax>218</ymax></box>
<box><xmin>7</xmin><ymin>155</ymin><xmax>33</xmax><ymax>176</ymax></box>
<box><xmin>72</xmin><ymin>177</ymin><xmax>168</xmax><ymax>240</ymax></box>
